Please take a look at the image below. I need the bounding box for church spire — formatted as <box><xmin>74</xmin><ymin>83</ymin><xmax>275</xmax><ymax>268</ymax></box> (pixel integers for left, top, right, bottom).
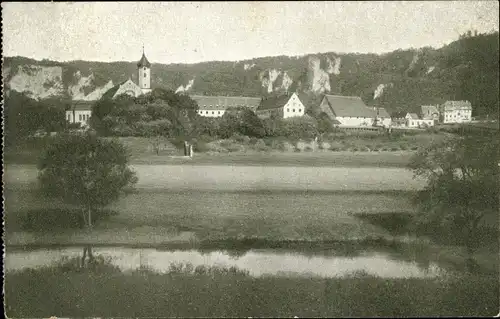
<box><xmin>137</xmin><ymin>46</ymin><xmax>151</xmax><ymax>68</ymax></box>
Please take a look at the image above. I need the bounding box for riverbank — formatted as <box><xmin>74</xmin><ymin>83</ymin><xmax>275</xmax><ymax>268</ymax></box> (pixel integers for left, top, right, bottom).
<box><xmin>5</xmin><ymin>258</ymin><xmax>498</xmax><ymax>317</ymax></box>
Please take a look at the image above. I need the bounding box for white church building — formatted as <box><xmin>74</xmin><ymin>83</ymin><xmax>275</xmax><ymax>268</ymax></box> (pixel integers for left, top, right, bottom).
<box><xmin>66</xmin><ymin>49</ymin><xmax>152</xmax><ymax>127</ymax></box>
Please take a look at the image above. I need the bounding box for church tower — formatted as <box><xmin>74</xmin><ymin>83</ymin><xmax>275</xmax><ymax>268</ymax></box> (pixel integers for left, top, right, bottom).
<box><xmin>137</xmin><ymin>46</ymin><xmax>152</xmax><ymax>94</ymax></box>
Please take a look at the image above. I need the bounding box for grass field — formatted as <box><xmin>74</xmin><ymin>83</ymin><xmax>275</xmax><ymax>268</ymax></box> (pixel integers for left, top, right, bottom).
<box><xmin>132</xmin><ymin>150</ymin><xmax>415</xmax><ymax>167</ymax></box>
<box><xmin>4</xmin><ymin>188</ymin><xmax>414</xmax><ymax>243</ymax></box>
<box><xmin>5</xmin><ymin>260</ymin><xmax>498</xmax><ymax>317</ymax></box>
<box><xmin>5</xmin><ymin>163</ymin><xmax>426</xmax><ymax>192</ymax></box>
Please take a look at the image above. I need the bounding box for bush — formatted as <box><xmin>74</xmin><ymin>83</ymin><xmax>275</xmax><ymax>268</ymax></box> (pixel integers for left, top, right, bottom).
<box><xmin>226</xmin><ymin>143</ymin><xmax>243</xmax><ymax>152</ymax></box>
<box><xmin>192</xmin><ymin>140</ymin><xmax>210</xmax><ymax>152</ymax></box>
<box><xmin>400</xmin><ymin>144</ymin><xmax>408</xmax><ymax>150</ymax></box>
<box><xmin>390</xmin><ymin>147</ymin><xmax>400</xmax><ymax>151</ymax></box>
<box><xmin>231</xmin><ymin>134</ymin><xmax>251</xmax><ymax>144</ymax></box>
<box><xmin>253</xmin><ymin>139</ymin><xmax>269</xmax><ymax>152</ymax></box>
<box><xmin>304</xmin><ymin>146</ymin><xmax>313</xmax><ymax>152</ymax></box>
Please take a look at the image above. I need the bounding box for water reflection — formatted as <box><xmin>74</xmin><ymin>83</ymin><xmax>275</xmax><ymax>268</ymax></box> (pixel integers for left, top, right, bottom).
<box><xmin>4</xmin><ymin>247</ymin><xmax>446</xmax><ymax>278</ymax></box>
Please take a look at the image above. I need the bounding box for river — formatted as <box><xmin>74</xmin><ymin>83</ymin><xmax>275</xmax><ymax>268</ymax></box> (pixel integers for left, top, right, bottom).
<box><xmin>5</xmin><ymin>246</ymin><xmax>445</xmax><ymax>278</ymax></box>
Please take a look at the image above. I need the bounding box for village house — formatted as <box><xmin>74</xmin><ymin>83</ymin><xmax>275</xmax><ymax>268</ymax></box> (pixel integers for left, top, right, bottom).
<box><xmin>191</xmin><ymin>95</ymin><xmax>261</xmax><ymax>118</ymax></box>
<box><xmin>439</xmin><ymin>100</ymin><xmax>472</xmax><ymax>124</ymax></box>
<box><xmin>66</xmin><ymin>48</ymin><xmax>153</xmax><ymax>127</ymax></box>
<box><xmin>319</xmin><ymin>94</ymin><xmax>378</xmax><ymax>127</ymax></box>
<box><xmin>391</xmin><ymin>111</ymin><xmax>407</xmax><ymax>127</ymax></box>
<box><xmin>66</xmin><ymin>101</ymin><xmax>94</xmax><ymax>127</ymax></box>
<box><xmin>405</xmin><ymin>112</ymin><xmax>434</xmax><ymax>128</ymax></box>
<box><xmin>255</xmin><ymin>92</ymin><xmax>305</xmax><ymax>119</ymax></box>
<box><xmin>373</xmin><ymin>107</ymin><xmax>392</xmax><ymax>127</ymax></box>
<box><xmin>421</xmin><ymin>105</ymin><xmax>440</xmax><ymax>122</ymax></box>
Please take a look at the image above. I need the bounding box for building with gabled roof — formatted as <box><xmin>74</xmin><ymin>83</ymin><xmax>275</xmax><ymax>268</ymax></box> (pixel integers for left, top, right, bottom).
<box><xmin>255</xmin><ymin>92</ymin><xmax>305</xmax><ymax>119</ymax></box>
<box><xmin>405</xmin><ymin>113</ymin><xmax>419</xmax><ymax>120</ymax></box>
<box><xmin>191</xmin><ymin>95</ymin><xmax>261</xmax><ymax>117</ymax></box>
<box><xmin>421</xmin><ymin>105</ymin><xmax>440</xmax><ymax>121</ymax></box>
<box><xmin>439</xmin><ymin>100</ymin><xmax>472</xmax><ymax>123</ymax></box>
<box><xmin>373</xmin><ymin>107</ymin><xmax>392</xmax><ymax>127</ymax></box>
<box><xmin>319</xmin><ymin>94</ymin><xmax>376</xmax><ymax>127</ymax></box>
<box><xmin>405</xmin><ymin>112</ymin><xmax>434</xmax><ymax>128</ymax></box>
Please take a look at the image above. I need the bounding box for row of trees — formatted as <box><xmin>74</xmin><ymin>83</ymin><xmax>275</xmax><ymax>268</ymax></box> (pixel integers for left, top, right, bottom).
<box><xmin>89</xmin><ymin>88</ymin><xmax>336</xmax><ymax>142</ymax></box>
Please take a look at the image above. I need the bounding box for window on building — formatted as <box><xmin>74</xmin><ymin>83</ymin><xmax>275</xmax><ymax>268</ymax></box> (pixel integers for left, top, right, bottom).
<box><xmin>293</xmin><ymin>109</ymin><xmax>295</xmax><ymax>112</ymax></box>
<box><xmin>212</xmin><ymin>111</ymin><xmax>214</xmax><ymax>114</ymax></box>
<box><xmin>79</xmin><ymin>114</ymin><xmax>82</xmax><ymax>121</ymax></box>
<box><xmin>218</xmin><ymin>111</ymin><xmax>220</xmax><ymax>114</ymax></box>
<box><xmin>67</xmin><ymin>114</ymin><xmax>71</xmax><ymax>121</ymax></box>
<box><xmin>287</xmin><ymin>108</ymin><xmax>289</xmax><ymax>112</ymax></box>
<box><xmin>298</xmin><ymin>109</ymin><xmax>301</xmax><ymax>112</ymax></box>
<box><xmin>144</xmin><ymin>67</ymin><xmax>146</xmax><ymax>71</ymax></box>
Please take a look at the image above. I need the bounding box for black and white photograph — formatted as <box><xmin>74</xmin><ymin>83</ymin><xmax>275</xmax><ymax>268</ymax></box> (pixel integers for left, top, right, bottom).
<box><xmin>2</xmin><ymin>1</ymin><xmax>499</xmax><ymax>317</ymax></box>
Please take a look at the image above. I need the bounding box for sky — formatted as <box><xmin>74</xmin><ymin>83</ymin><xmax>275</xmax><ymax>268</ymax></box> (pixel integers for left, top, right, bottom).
<box><xmin>2</xmin><ymin>1</ymin><xmax>499</xmax><ymax>64</ymax></box>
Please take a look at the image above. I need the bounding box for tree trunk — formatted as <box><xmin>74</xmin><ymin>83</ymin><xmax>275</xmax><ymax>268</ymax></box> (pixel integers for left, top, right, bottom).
<box><xmin>80</xmin><ymin>207</ymin><xmax>94</xmax><ymax>267</ymax></box>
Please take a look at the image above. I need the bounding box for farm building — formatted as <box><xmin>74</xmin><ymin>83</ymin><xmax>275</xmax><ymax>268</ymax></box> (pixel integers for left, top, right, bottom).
<box><xmin>405</xmin><ymin>113</ymin><xmax>434</xmax><ymax>128</ymax></box>
<box><xmin>439</xmin><ymin>100</ymin><xmax>472</xmax><ymax>124</ymax></box>
<box><xmin>319</xmin><ymin>94</ymin><xmax>378</xmax><ymax>127</ymax></box>
<box><xmin>391</xmin><ymin>111</ymin><xmax>407</xmax><ymax>126</ymax></box>
<box><xmin>373</xmin><ymin>107</ymin><xmax>392</xmax><ymax>127</ymax></box>
<box><xmin>191</xmin><ymin>95</ymin><xmax>261</xmax><ymax>118</ymax></box>
<box><xmin>421</xmin><ymin>105</ymin><xmax>440</xmax><ymax>121</ymax></box>
<box><xmin>255</xmin><ymin>92</ymin><xmax>305</xmax><ymax>119</ymax></box>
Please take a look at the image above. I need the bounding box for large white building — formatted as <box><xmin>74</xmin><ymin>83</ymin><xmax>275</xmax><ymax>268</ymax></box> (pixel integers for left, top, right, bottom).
<box><xmin>255</xmin><ymin>93</ymin><xmax>306</xmax><ymax>119</ymax></box>
<box><xmin>192</xmin><ymin>95</ymin><xmax>261</xmax><ymax>118</ymax></box>
<box><xmin>440</xmin><ymin>100</ymin><xmax>472</xmax><ymax>124</ymax></box>
<box><xmin>66</xmin><ymin>49</ymin><xmax>153</xmax><ymax>127</ymax></box>
<box><xmin>319</xmin><ymin>94</ymin><xmax>391</xmax><ymax>127</ymax></box>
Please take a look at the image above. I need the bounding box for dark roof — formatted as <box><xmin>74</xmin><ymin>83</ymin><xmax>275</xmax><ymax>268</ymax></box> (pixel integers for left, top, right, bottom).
<box><xmin>376</xmin><ymin>107</ymin><xmax>390</xmax><ymax>118</ymax></box>
<box><xmin>391</xmin><ymin>111</ymin><xmax>407</xmax><ymax>118</ymax></box>
<box><xmin>137</xmin><ymin>53</ymin><xmax>151</xmax><ymax>68</ymax></box>
<box><xmin>257</xmin><ymin>94</ymin><xmax>291</xmax><ymax>111</ymax></box>
<box><xmin>323</xmin><ymin>95</ymin><xmax>375</xmax><ymax>118</ymax></box>
<box><xmin>69</xmin><ymin>100</ymin><xmax>94</xmax><ymax>111</ymax></box>
<box><xmin>190</xmin><ymin>95</ymin><xmax>261</xmax><ymax>110</ymax></box>
<box><xmin>421</xmin><ymin>105</ymin><xmax>439</xmax><ymax>114</ymax></box>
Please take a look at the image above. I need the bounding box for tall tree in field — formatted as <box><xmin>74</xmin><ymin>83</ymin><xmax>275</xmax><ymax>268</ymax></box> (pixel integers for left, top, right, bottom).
<box><xmin>37</xmin><ymin>132</ymin><xmax>138</xmax><ymax>266</ymax></box>
<box><xmin>408</xmin><ymin>133</ymin><xmax>499</xmax><ymax>267</ymax></box>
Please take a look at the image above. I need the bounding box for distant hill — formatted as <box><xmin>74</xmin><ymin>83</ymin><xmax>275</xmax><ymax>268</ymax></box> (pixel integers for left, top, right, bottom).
<box><xmin>2</xmin><ymin>31</ymin><xmax>498</xmax><ymax>116</ymax></box>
